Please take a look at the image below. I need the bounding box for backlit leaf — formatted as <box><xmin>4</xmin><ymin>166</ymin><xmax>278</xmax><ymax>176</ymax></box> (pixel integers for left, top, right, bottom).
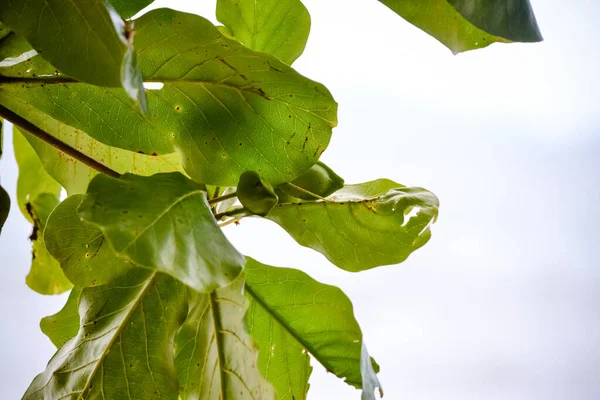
<box><xmin>175</xmin><ymin>277</ymin><xmax>275</xmax><ymax>400</ymax></box>
<box><xmin>217</xmin><ymin>0</ymin><xmax>311</xmax><ymax>65</ymax></box>
<box><xmin>24</xmin><ymin>269</ymin><xmax>186</xmax><ymax>400</ymax></box>
<box><xmin>13</xmin><ymin>129</ymin><xmax>61</xmax><ymax>222</ymax></box>
<box><xmin>17</xmin><ymin>112</ymin><xmax>183</xmax><ymax>195</ymax></box>
<box><xmin>45</xmin><ymin>195</ymin><xmax>133</xmax><ymax>287</ymax></box>
<box><xmin>25</xmin><ymin>193</ymin><xmax>73</xmax><ymax>295</ymax></box>
<box><xmin>40</xmin><ymin>287</ymin><xmax>82</xmax><ymax>348</ymax></box>
<box><xmin>267</xmin><ymin>179</ymin><xmax>439</xmax><ymax>272</ymax></box>
<box><xmin>78</xmin><ymin>172</ymin><xmax>245</xmax><ymax>292</ymax></box>
<box><xmin>245</xmin><ymin>258</ymin><xmax>380</xmax><ymax>396</ymax></box>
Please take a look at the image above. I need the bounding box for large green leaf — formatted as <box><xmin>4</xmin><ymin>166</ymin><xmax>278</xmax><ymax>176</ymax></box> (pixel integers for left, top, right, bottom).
<box><xmin>380</xmin><ymin>0</ymin><xmax>525</xmax><ymax>53</ymax></box>
<box><xmin>267</xmin><ymin>179</ymin><xmax>439</xmax><ymax>272</ymax></box>
<box><xmin>25</xmin><ymin>193</ymin><xmax>73</xmax><ymax>295</ymax></box>
<box><xmin>13</xmin><ymin>129</ymin><xmax>61</xmax><ymax>222</ymax></box>
<box><xmin>40</xmin><ymin>287</ymin><xmax>82</xmax><ymax>348</ymax></box>
<box><xmin>217</xmin><ymin>0</ymin><xmax>311</xmax><ymax>65</ymax></box>
<box><xmin>0</xmin><ymin>0</ymin><xmax>147</xmax><ymax>112</ymax></box>
<box><xmin>175</xmin><ymin>277</ymin><xmax>275</xmax><ymax>400</ymax></box>
<box><xmin>447</xmin><ymin>0</ymin><xmax>542</xmax><ymax>43</ymax></box>
<box><xmin>78</xmin><ymin>172</ymin><xmax>245</xmax><ymax>292</ymax></box>
<box><xmin>24</xmin><ymin>269</ymin><xmax>187</xmax><ymax>400</ymax></box>
<box><xmin>0</xmin><ymin>8</ymin><xmax>337</xmax><ymax>186</ymax></box>
<box><xmin>245</xmin><ymin>258</ymin><xmax>381</xmax><ymax>398</ymax></box>
<box><xmin>109</xmin><ymin>0</ymin><xmax>155</xmax><ymax>19</ymax></box>
<box><xmin>45</xmin><ymin>195</ymin><xmax>133</xmax><ymax>287</ymax></box>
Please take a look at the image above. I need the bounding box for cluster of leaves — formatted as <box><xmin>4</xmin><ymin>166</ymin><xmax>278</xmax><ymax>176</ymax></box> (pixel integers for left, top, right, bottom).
<box><xmin>0</xmin><ymin>0</ymin><xmax>541</xmax><ymax>398</ymax></box>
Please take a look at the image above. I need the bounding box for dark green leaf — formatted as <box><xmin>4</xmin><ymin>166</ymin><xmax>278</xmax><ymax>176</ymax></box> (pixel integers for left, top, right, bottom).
<box><xmin>267</xmin><ymin>179</ymin><xmax>439</xmax><ymax>272</ymax></box>
<box><xmin>0</xmin><ymin>118</ymin><xmax>7</xmax><ymax>233</ymax></box>
<box><xmin>277</xmin><ymin>161</ymin><xmax>344</xmax><ymax>201</ymax></box>
<box><xmin>217</xmin><ymin>0</ymin><xmax>311</xmax><ymax>65</ymax></box>
<box><xmin>24</xmin><ymin>269</ymin><xmax>187</xmax><ymax>400</ymax></box>
<box><xmin>25</xmin><ymin>193</ymin><xmax>73</xmax><ymax>295</ymax></box>
<box><xmin>447</xmin><ymin>0</ymin><xmax>542</xmax><ymax>43</ymax></box>
<box><xmin>45</xmin><ymin>195</ymin><xmax>133</xmax><ymax>287</ymax></box>
<box><xmin>379</xmin><ymin>0</ymin><xmax>515</xmax><ymax>53</ymax></box>
<box><xmin>237</xmin><ymin>171</ymin><xmax>279</xmax><ymax>216</ymax></box>
<box><xmin>0</xmin><ymin>0</ymin><xmax>148</xmax><ymax>112</ymax></box>
<box><xmin>0</xmin><ymin>8</ymin><xmax>337</xmax><ymax>186</ymax></box>
<box><xmin>0</xmin><ymin>184</ymin><xmax>9</xmax><ymax>234</ymax></box>
<box><xmin>109</xmin><ymin>0</ymin><xmax>155</xmax><ymax>19</ymax></box>
<box><xmin>78</xmin><ymin>172</ymin><xmax>245</xmax><ymax>292</ymax></box>
<box><xmin>40</xmin><ymin>287</ymin><xmax>82</xmax><ymax>348</ymax></box>
<box><xmin>175</xmin><ymin>277</ymin><xmax>275</xmax><ymax>399</ymax></box>
<box><xmin>245</xmin><ymin>258</ymin><xmax>381</xmax><ymax>397</ymax></box>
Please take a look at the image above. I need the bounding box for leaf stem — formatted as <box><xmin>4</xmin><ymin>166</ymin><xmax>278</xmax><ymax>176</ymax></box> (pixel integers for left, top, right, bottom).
<box><xmin>0</xmin><ymin>105</ymin><xmax>122</xmax><ymax>179</ymax></box>
<box><xmin>214</xmin><ymin>207</ymin><xmax>246</xmax><ymax>221</ymax></box>
<box><xmin>208</xmin><ymin>191</ymin><xmax>237</xmax><ymax>206</ymax></box>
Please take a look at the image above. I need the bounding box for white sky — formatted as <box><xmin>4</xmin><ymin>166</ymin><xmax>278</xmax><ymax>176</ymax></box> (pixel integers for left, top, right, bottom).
<box><xmin>1</xmin><ymin>0</ymin><xmax>600</xmax><ymax>399</ymax></box>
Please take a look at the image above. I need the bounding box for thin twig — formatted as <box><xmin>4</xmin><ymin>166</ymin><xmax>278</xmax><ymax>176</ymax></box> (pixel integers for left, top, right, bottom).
<box><xmin>208</xmin><ymin>191</ymin><xmax>237</xmax><ymax>206</ymax></box>
<box><xmin>214</xmin><ymin>207</ymin><xmax>247</xmax><ymax>221</ymax></box>
<box><xmin>0</xmin><ymin>105</ymin><xmax>121</xmax><ymax>179</ymax></box>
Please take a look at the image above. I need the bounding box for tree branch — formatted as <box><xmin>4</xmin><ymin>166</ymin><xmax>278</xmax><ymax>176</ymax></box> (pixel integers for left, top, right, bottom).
<box><xmin>0</xmin><ymin>105</ymin><xmax>122</xmax><ymax>179</ymax></box>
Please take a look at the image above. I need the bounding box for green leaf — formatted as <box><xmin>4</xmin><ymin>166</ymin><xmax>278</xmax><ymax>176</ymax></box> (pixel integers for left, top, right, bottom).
<box><xmin>267</xmin><ymin>179</ymin><xmax>439</xmax><ymax>272</ymax></box>
<box><xmin>40</xmin><ymin>287</ymin><xmax>82</xmax><ymax>348</ymax></box>
<box><xmin>78</xmin><ymin>172</ymin><xmax>245</xmax><ymax>292</ymax></box>
<box><xmin>245</xmin><ymin>258</ymin><xmax>381</xmax><ymax>396</ymax></box>
<box><xmin>18</xmin><ymin>113</ymin><xmax>183</xmax><ymax>195</ymax></box>
<box><xmin>0</xmin><ymin>8</ymin><xmax>337</xmax><ymax>186</ymax></box>
<box><xmin>109</xmin><ymin>0</ymin><xmax>155</xmax><ymax>19</ymax></box>
<box><xmin>0</xmin><ymin>0</ymin><xmax>148</xmax><ymax>113</ymax></box>
<box><xmin>24</xmin><ymin>269</ymin><xmax>187</xmax><ymax>400</ymax></box>
<box><xmin>277</xmin><ymin>161</ymin><xmax>344</xmax><ymax>201</ymax></box>
<box><xmin>25</xmin><ymin>193</ymin><xmax>73</xmax><ymax>295</ymax></box>
<box><xmin>175</xmin><ymin>277</ymin><xmax>275</xmax><ymax>400</ymax></box>
<box><xmin>45</xmin><ymin>195</ymin><xmax>133</xmax><ymax>287</ymax></box>
<box><xmin>216</xmin><ymin>0</ymin><xmax>311</xmax><ymax>65</ymax></box>
<box><xmin>13</xmin><ymin>129</ymin><xmax>61</xmax><ymax>222</ymax></box>
<box><xmin>0</xmin><ymin>183</ymin><xmax>9</xmax><ymax>234</ymax></box>
<box><xmin>380</xmin><ymin>0</ymin><xmax>521</xmax><ymax>53</ymax></box>
<box><xmin>447</xmin><ymin>0</ymin><xmax>542</xmax><ymax>43</ymax></box>
<box><xmin>237</xmin><ymin>171</ymin><xmax>279</xmax><ymax>216</ymax></box>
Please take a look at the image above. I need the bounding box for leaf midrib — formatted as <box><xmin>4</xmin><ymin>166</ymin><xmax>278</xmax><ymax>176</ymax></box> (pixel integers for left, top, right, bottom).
<box><xmin>244</xmin><ymin>283</ymin><xmax>360</xmax><ymax>386</ymax></box>
<box><xmin>76</xmin><ymin>272</ymin><xmax>156</xmax><ymax>399</ymax></box>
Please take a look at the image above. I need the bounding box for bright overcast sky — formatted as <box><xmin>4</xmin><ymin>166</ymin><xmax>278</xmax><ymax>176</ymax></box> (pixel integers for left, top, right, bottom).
<box><xmin>1</xmin><ymin>0</ymin><xmax>599</xmax><ymax>399</ymax></box>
